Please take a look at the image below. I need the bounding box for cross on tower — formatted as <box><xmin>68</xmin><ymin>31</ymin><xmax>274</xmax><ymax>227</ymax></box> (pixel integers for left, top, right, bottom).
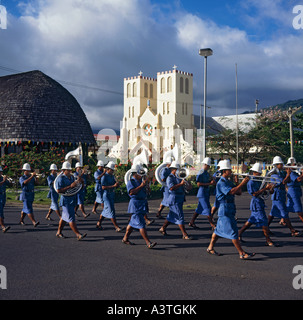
<box><xmin>173</xmin><ymin>65</ymin><xmax>178</xmax><ymax>71</ymax></box>
<box><xmin>138</xmin><ymin>71</ymin><xmax>143</xmax><ymax>76</ymax></box>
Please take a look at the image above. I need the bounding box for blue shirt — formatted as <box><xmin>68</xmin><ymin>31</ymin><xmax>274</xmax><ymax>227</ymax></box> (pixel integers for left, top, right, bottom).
<box><xmin>56</xmin><ymin>174</ymin><xmax>76</xmax><ymax>207</ymax></box>
<box><xmin>0</xmin><ymin>176</ymin><xmax>9</xmax><ymax>195</ymax></box>
<box><xmin>101</xmin><ymin>173</ymin><xmax>116</xmax><ymax>194</ymax></box>
<box><xmin>127</xmin><ymin>178</ymin><xmax>147</xmax><ymax>200</ymax></box>
<box><xmin>47</xmin><ymin>174</ymin><xmax>58</xmax><ymax>198</ymax></box>
<box><xmin>94</xmin><ymin>169</ymin><xmax>104</xmax><ymax>192</ymax></box>
<box><xmin>167</xmin><ymin>173</ymin><xmax>185</xmax><ymax>204</ymax></box>
<box><xmin>160</xmin><ymin>167</ymin><xmax>171</xmax><ymax>183</ymax></box>
<box><xmin>271</xmin><ymin>171</ymin><xmax>286</xmax><ymax>202</ymax></box>
<box><xmin>247</xmin><ymin>179</ymin><xmax>265</xmax><ymax>212</ymax></box>
<box><xmin>216</xmin><ymin>176</ymin><xmax>235</xmax><ymax>204</ymax></box>
<box><xmin>287</xmin><ymin>171</ymin><xmax>302</xmax><ymax>198</ymax></box>
<box><xmin>19</xmin><ymin>174</ymin><xmax>35</xmax><ymax>201</ymax></box>
<box><xmin>196</xmin><ymin>169</ymin><xmax>210</xmax><ymax>198</ymax></box>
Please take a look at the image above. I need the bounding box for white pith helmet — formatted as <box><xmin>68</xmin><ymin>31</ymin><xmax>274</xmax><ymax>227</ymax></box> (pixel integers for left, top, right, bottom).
<box><xmin>287</xmin><ymin>157</ymin><xmax>296</xmax><ymax>165</ymax></box>
<box><xmin>106</xmin><ymin>161</ymin><xmax>116</xmax><ymax>170</ymax></box>
<box><xmin>250</xmin><ymin>163</ymin><xmax>263</xmax><ymax>174</ymax></box>
<box><xmin>22</xmin><ymin>163</ymin><xmax>31</xmax><ymax>171</ymax></box>
<box><xmin>273</xmin><ymin>156</ymin><xmax>283</xmax><ymax>165</ymax></box>
<box><xmin>170</xmin><ymin>161</ymin><xmax>180</xmax><ymax>169</ymax></box>
<box><xmin>75</xmin><ymin>162</ymin><xmax>83</xmax><ymax>169</ymax></box>
<box><xmin>61</xmin><ymin>161</ymin><xmax>72</xmax><ymax>170</ymax></box>
<box><xmin>49</xmin><ymin>164</ymin><xmax>58</xmax><ymax>171</ymax></box>
<box><xmin>97</xmin><ymin>160</ymin><xmax>104</xmax><ymax>167</ymax></box>
<box><xmin>202</xmin><ymin>157</ymin><xmax>212</xmax><ymax>166</ymax></box>
<box><xmin>219</xmin><ymin>160</ymin><xmax>232</xmax><ymax>171</ymax></box>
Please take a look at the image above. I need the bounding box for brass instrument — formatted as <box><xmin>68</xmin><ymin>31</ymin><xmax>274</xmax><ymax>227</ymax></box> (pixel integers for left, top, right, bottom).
<box><xmin>176</xmin><ymin>167</ymin><xmax>192</xmax><ymax>193</ymax></box>
<box><xmin>54</xmin><ymin>144</ymin><xmax>83</xmax><ymax>196</ymax></box>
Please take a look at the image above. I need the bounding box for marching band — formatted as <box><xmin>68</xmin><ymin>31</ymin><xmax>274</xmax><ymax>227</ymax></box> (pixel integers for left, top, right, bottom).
<box><xmin>1</xmin><ymin>154</ymin><xmax>302</xmax><ymax>259</ymax></box>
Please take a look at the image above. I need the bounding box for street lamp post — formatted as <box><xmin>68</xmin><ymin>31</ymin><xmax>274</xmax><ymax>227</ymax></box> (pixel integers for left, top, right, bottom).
<box><xmin>199</xmin><ymin>48</ymin><xmax>213</xmax><ymax>160</ymax></box>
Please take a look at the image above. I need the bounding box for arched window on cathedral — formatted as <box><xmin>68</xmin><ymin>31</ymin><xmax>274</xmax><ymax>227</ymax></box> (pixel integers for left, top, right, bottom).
<box><xmin>150</xmin><ymin>84</ymin><xmax>153</xmax><ymax>99</ymax></box>
<box><xmin>133</xmin><ymin>82</ymin><xmax>137</xmax><ymax>97</ymax></box>
<box><xmin>180</xmin><ymin>77</ymin><xmax>184</xmax><ymax>93</ymax></box>
<box><xmin>167</xmin><ymin>77</ymin><xmax>172</xmax><ymax>92</ymax></box>
<box><xmin>127</xmin><ymin>83</ymin><xmax>131</xmax><ymax>98</ymax></box>
<box><xmin>132</xmin><ymin>106</ymin><xmax>134</xmax><ymax>118</ymax></box>
<box><xmin>161</xmin><ymin>78</ymin><xmax>165</xmax><ymax>94</ymax></box>
<box><xmin>163</xmin><ymin>102</ymin><xmax>165</xmax><ymax>114</ymax></box>
<box><xmin>167</xmin><ymin>102</ymin><xmax>170</xmax><ymax>114</ymax></box>
<box><xmin>129</xmin><ymin>106</ymin><xmax>131</xmax><ymax>118</ymax></box>
<box><xmin>144</xmin><ymin>83</ymin><xmax>148</xmax><ymax>98</ymax></box>
<box><xmin>185</xmin><ymin>103</ymin><xmax>188</xmax><ymax>115</ymax></box>
<box><xmin>185</xmin><ymin>78</ymin><xmax>189</xmax><ymax>94</ymax></box>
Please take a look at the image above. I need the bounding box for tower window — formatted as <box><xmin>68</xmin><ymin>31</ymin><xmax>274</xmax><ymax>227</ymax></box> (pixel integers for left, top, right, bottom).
<box><xmin>180</xmin><ymin>77</ymin><xmax>184</xmax><ymax>93</ymax></box>
<box><xmin>185</xmin><ymin>78</ymin><xmax>189</xmax><ymax>94</ymax></box>
<box><xmin>161</xmin><ymin>78</ymin><xmax>165</xmax><ymax>94</ymax></box>
<box><xmin>167</xmin><ymin>77</ymin><xmax>172</xmax><ymax>93</ymax></box>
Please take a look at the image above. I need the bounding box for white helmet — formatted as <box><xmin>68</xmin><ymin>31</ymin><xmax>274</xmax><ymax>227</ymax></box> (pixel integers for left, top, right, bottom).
<box><xmin>22</xmin><ymin>163</ymin><xmax>31</xmax><ymax>171</ymax></box>
<box><xmin>217</xmin><ymin>160</ymin><xmax>223</xmax><ymax>168</ymax></box>
<box><xmin>273</xmin><ymin>156</ymin><xmax>283</xmax><ymax>165</ymax></box>
<box><xmin>219</xmin><ymin>160</ymin><xmax>232</xmax><ymax>171</ymax></box>
<box><xmin>49</xmin><ymin>164</ymin><xmax>58</xmax><ymax>171</ymax></box>
<box><xmin>251</xmin><ymin>163</ymin><xmax>263</xmax><ymax>174</ymax></box>
<box><xmin>106</xmin><ymin>161</ymin><xmax>116</xmax><ymax>170</ymax></box>
<box><xmin>170</xmin><ymin>161</ymin><xmax>180</xmax><ymax>169</ymax></box>
<box><xmin>75</xmin><ymin>162</ymin><xmax>83</xmax><ymax>169</ymax></box>
<box><xmin>97</xmin><ymin>160</ymin><xmax>104</xmax><ymax>167</ymax></box>
<box><xmin>61</xmin><ymin>161</ymin><xmax>72</xmax><ymax>170</ymax></box>
<box><xmin>287</xmin><ymin>157</ymin><xmax>296</xmax><ymax>165</ymax></box>
<box><xmin>202</xmin><ymin>157</ymin><xmax>212</xmax><ymax>166</ymax></box>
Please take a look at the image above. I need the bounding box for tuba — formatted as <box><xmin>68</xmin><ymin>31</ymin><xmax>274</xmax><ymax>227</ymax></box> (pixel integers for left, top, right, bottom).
<box><xmin>176</xmin><ymin>166</ymin><xmax>192</xmax><ymax>193</ymax></box>
<box><xmin>155</xmin><ymin>144</ymin><xmax>179</xmax><ymax>187</ymax></box>
<box><xmin>124</xmin><ymin>149</ymin><xmax>149</xmax><ymax>185</ymax></box>
<box><xmin>54</xmin><ymin>144</ymin><xmax>84</xmax><ymax>196</ymax></box>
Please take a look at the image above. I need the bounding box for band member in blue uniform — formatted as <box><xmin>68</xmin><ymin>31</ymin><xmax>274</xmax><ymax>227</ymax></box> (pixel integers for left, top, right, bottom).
<box><xmin>268</xmin><ymin>156</ymin><xmax>300</xmax><ymax>237</ymax></box>
<box><xmin>238</xmin><ymin>163</ymin><xmax>277</xmax><ymax>246</ymax></box>
<box><xmin>122</xmin><ymin>165</ymin><xmax>157</xmax><ymax>248</ymax></box>
<box><xmin>285</xmin><ymin>157</ymin><xmax>303</xmax><ymax>225</ymax></box>
<box><xmin>211</xmin><ymin>160</ymin><xmax>222</xmax><ymax>217</ymax></box>
<box><xmin>56</xmin><ymin>161</ymin><xmax>86</xmax><ymax>240</ymax></box>
<box><xmin>45</xmin><ymin>164</ymin><xmax>61</xmax><ymax>221</ymax></box>
<box><xmin>0</xmin><ymin>166</ymin><xmax>11</xmax><ymax>233</ymax></box>
<box><xmin>207</xmin><ymin>160</ymin><xmax>255</xmax><ymax>259</ymax></box>
<box><xmin>92</xmin><ymin>160</ymin><xmax>105</xmax><ymax>215</ymax></box>
<box><xmin>19</xmin><ymin>163</ymin><xmax>40</xmax><ymax>227</ymax></box>
<box><xmin>74</xmin><ymin>162</ymin><xmax>89</xmax><ymax>218</ymax></box>
<box><xmin>189</xmin><ymin>157</ymin><xmax>216</xmax><ymax>229</ymax></box>
<box><xmin>156</xmin><ymin>161</ymin><xmax>171</xmax><ymax>219</ymax></box>
<box><xmin>96</xmin><ymin>161</ymin><xmax>124</xmax><ymax>232</ymax></box>
<box><xmin>159</xmin><ymin>161</ymin><xmax>192</xmax><ymax>240</ymax></box>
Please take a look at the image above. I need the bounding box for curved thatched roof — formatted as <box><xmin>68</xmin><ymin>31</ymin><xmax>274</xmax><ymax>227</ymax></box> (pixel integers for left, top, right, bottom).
<box><xmin>0</xmin><ymin>70</ymin><xmax>95</xmax><ymax>144</ymax></box>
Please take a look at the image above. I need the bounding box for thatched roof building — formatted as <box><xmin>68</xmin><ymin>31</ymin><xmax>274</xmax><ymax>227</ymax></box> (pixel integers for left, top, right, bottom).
<box><xmin>0</xmin><ymin>70</ymin><xmax>95</xmax><ymax>149</ymax></box>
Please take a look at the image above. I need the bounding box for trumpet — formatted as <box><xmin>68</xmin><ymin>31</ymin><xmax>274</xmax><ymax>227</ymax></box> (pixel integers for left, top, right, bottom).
<box><xmin>33</xmin><ymin>173</ymin><xmax>45</xmax><ymax>179</ymax></box>
<box><xmin>2</xmin><ymin>175</ymin><xmax>15</xmax><ymax>184</ymax></box>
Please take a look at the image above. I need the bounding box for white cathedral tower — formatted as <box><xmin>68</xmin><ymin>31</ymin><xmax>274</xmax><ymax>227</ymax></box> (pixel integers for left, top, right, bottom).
<box><xmin>110</xmin><ymin>67</ymin><xmax>195</xmax><ymax>162</ymax></box>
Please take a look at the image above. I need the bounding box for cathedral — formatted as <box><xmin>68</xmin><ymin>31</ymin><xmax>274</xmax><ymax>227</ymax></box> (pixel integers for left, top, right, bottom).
<box><xmin>110</xmin><ymin>67</ymin><xmax>196</xmax><ymax>163</ymax></box>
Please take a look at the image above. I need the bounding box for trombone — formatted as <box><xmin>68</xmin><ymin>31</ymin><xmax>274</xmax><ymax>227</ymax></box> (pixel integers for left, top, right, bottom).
<box><xmin>232</xmin><ymin>173</ymin><xmax>280</xmax><ymax>184</ymax></box>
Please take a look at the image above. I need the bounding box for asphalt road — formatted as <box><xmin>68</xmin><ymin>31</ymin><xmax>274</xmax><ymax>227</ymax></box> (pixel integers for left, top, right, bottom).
<box><xmin>0</xmin><ymin>194</ymin><xmax>302</xmax><ymax>301</ymax></box>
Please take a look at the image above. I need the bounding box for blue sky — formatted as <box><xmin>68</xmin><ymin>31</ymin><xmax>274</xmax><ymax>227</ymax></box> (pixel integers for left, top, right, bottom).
<box><xmin>0</xmin><ymin>0</ymin><xmax>303</xmax><ymax>131</ymax></box>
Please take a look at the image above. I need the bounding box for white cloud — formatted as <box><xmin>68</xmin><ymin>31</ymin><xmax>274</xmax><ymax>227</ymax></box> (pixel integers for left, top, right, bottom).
<box><xmin>1</xmin><ymin>0</ymin><xmax>303</xmax><ymax>128</ymax></box>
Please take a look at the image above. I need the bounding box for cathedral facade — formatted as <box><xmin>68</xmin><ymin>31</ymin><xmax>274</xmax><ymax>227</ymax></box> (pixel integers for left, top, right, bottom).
<box><xmin>110</xmin><ymin>68</ymin><xmax>196</xmax><ymax>163</ymax></box>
